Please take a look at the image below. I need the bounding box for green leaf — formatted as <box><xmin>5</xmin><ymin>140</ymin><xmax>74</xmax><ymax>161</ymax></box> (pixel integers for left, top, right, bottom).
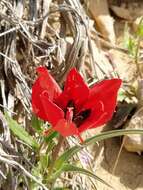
<box><xmin>54</xmin><ymin>146</ymin><xmax>81</xmax><ymax>170</ymax></box>
<box><xmin>5</xmin><ymin>113</ymin><xmax>39</xmax><ymax>149</ymax></box>
<box><xmin>127</xmin><ymin>37</ymin><xmax>136</xmax><ymax>56</ymax></box>
<box><xmin>118</xmin><ymin>88</ymin><xmax>127</xmax><ymax>102</ymax></box>
<box><xmin>51</xmin><ymin>164</ymin><xmax>112</xmax><ymax>189</ymax></box>
<box><xmin>31</xmin><ymin>115</ymin><xmax>43</xmax><ymax>132</ymax></box>
<box><xmin>44</xmin><ymin>131</ymin><xmax>59</xmax><ymax>143</ymax></box>
<box><xmin>47</xmin><ymin>140</ymin><xmax>56</xmax><ymax>153</ymax></box>
<box><xmin>32</xmin><ymin>154</ymin><xmax>49</xmax><ymax>179</ymax></box>
<box><xmin>137</xmin><ymin>17</ymin><xmax>143</xmax><ymax>37</ymax></box>
<box><xmin>84</xmin><ymin>129</ymin><xmax>143</xmax><ymax>145</ymax></box>
<box><xmin>123</xmin><ymin>24</ymin><xmax>136</xmax><ymax>56</ymax></box>
<box><xmin>39</xmin><ymin>155</ymin><xmax>49</xmax><ymax>172</ymax></box>
<box><xmin>54</xmin><ymin>129</ymin><xmax>143</xmax><ymax>170</ymax></box>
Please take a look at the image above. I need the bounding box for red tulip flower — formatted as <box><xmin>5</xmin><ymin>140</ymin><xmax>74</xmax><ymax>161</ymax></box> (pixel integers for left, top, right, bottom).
<box><xmin>32</xmin><ymin>67</ymin><xmax>121</xmax><ymax>141</ymax></box>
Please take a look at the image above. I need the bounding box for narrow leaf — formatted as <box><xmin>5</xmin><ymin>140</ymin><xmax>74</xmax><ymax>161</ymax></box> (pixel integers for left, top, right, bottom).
<box><xmin>5</xmin><ymin>113</ymin><xmax>39</xmax><ymax>149</ymax></box>
<box><xmin>54</xmin><ymin>146</ymin><xmax>81</xmax><ymax>170</ymax></box>
<box><xmin>54</xmin><ymin>129</ymin><xmax>143</xmax><ymax>169</ymax></box>
<box><xmin>51</xmin><ymin>164</ymin><xmax>113</xmax><ymax>189</ymax></box>
<box><xmin>31</xmin><ymin>115</ymin><xmax>43</xmax><ymax>132</ymax></box>
<box><xmin>137</xmin><ymin>17</ymin><xmax>143</xmax><ymax>37</ymax></box>
<box><xmin>44</xmin><ymin>131</ymin><xmax>59</xmax><ymax>143</ymax></box>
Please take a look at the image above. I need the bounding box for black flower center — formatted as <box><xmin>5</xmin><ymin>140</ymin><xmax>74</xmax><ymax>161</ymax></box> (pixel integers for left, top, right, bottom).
<box><xmin>74</xmin><ymin>109</ymin><xmax>91</xmax><ymax>127</ymax></box>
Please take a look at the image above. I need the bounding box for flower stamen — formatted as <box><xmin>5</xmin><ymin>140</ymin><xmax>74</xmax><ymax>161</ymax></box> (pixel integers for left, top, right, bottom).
<box><xmin>66</xmin><ymin>107</ymin><xmax>74</xmax><ymax>125</ymax></box>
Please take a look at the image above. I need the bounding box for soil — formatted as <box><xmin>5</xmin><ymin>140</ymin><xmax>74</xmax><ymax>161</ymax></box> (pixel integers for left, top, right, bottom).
<box><xmin>91</xmin><ymin>2</ymin><xmax>143</xmax><ymax>189</ymax></box>
<box><xmin>95</xmin><ymin>138</ymin><xmax>143</xmax><ymax>190</ymax></box>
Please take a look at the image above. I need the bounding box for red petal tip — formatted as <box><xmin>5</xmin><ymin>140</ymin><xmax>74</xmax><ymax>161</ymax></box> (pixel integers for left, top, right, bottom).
<box><xmin>112</xmin><ymin>78</ymin><xmax>122</xmax><ymax>85</ymax></box>
<box><xmin>36</xmin><ymin>66</ymin><xmax>47</xmax><ymax>75</ymax></box>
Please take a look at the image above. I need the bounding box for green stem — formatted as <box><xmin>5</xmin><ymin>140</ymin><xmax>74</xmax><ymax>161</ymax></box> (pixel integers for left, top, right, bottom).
<box><xmin>48</xmin><ymin>135</ymin><xmax>65</xmax><ymax>175</ymax></box>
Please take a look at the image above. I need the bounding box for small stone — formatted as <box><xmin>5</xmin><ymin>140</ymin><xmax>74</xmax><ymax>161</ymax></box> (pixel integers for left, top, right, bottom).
<box><xmin>123</xmin><ymin>107</ymin><xmax>143</xmax><ymax>152</ymax></box>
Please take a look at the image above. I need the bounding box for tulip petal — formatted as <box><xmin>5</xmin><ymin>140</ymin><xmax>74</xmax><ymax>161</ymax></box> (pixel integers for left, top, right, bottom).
<box><xmin>56</xmin><ymin>68</ymin><xmax>89</xmax><ymax>111</ymax></box>
<box><xmin>32</xmin><ymin>67</ymin><xmax>62</xmax><ymax>121</ymax></box>
<box><xmin>35</xmin><ymin>67</ymin><xmax>62</xmax><ymax>100</ymax></box>
<box><xmin>35</xmin><ymin>93</ymin><xmax>64</xmax><ymax>125</ymax></box>
<box><xmin>78</xmin><ymin>79</ymin><xmax>121</xmax><ymax>132</ymax></box>
<box><xmin>54</xmin><ymin>119</ymin><xmax>78</xmax><ymax>137</ymax></box>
